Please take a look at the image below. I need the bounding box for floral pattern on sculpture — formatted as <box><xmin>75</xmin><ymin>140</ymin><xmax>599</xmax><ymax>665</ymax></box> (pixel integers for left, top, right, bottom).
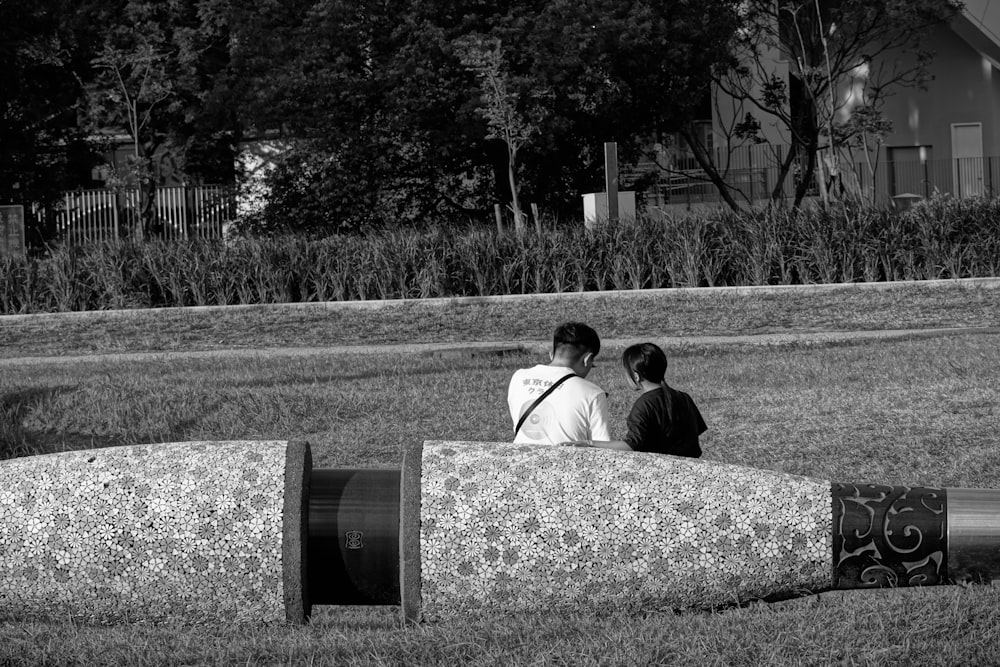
<box><xmin>419</xmin><ymin>441</ymin><xmax>832</xmax><ymax>619</ymax></box>
<box><xmin>0</xmin><ymin>441</ymin><xmax>287</xmax><ymax>624</ymax></box>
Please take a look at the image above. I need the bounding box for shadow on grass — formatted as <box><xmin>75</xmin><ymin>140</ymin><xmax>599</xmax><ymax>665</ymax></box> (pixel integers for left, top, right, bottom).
<box><xmin>217</xmin><ymin>352</ymin><xmax>532</xmax><ymax>390</ymax></box>
<box><xmin>1</xmin><ymin>387</ymin><xmax>152</xmax><ymax>460</ymax></box>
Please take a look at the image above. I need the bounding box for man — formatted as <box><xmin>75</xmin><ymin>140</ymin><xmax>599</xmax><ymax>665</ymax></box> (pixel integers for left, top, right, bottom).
<box><xmin>507</xmin><ymin>322</ymin><xmax>612</xmax><ymax>445</ymax></box>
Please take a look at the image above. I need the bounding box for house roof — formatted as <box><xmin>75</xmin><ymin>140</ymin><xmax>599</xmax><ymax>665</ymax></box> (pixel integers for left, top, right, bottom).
<box><xmin>954</xmin><ymin>0</ymin><xmax>1000</xmax><ymax>66</ymax></box>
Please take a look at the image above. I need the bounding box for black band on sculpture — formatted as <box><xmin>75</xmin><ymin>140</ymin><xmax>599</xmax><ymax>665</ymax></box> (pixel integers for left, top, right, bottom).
<box><xmin>307</xmin><ymin>468</ymin><xmax>401</xmax><ymax>605</ymax></box>
<box><xmin>832</xmin><ymin>483</ymin><xmax>947</xmax><ymax>588</ymax></box>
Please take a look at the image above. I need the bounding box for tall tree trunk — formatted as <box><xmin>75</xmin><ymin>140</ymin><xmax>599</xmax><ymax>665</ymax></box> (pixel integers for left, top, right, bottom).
<box><xmin>486</xmin><ymin>139</ymin><xmax>513</xmax><ymax>230</ymax></box>
<box><xmin>508</xmin><ymin>146</ymin><xmax>525</xmax><ymax>235</ymax></box>
<box><xmin>135</xmin><ymin>142</ymin><xmax>158</xmax><ymax>239</ymax></box>
<box><xmin>139</xmin><ymin>176</ymin><xmax>157</xmax><ymax>239</ymax></box>
<box><xmin>793</xmin><ymin>144</ymin><xmax>818</xmax><ymax>208</ymax></box>
<box><xmin>678</xmin><ymin>127</ymin><xmax>742</xmax><ymax>212</ymax></box>
<box><xmin>771</xmin><ymin>143</ymin><xmax>798</xmax><ymax>204</ymax></box>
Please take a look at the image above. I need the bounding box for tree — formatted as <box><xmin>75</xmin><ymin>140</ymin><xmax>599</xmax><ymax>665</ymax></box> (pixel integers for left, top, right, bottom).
<box><xmin>496</xmin><ymin>0</ymin><xmax>746</xmax><ymax>218</ymax></box>
<box><xmin>0</xmin><ymin>0</ymin><xmax>96</xmax><ymax>241</ymax></box>
<box><xmin>837</xmin><ymin>104</ymin><xmax>893</xmax><ymax>202</ymax></box>
<box><xmin>227</xmin><ymin>0</ymin><xmax>746</xmax><ymax>231</ymax></box>
<box><xmin>226</xmin><ymin>0</ymin><xmax>492</xmax><ymax>232</ymax></box>
<box><xmin>89</xmin><ymin>38</ymin><xmax>173</xmax><ymax>234</ymax></box>
<box><xmin>708</xmin><ymin>0</ymin><xmax>962</xmax><ymax>208</ymax></box>
<box><xmin>457</xmin><ymin>36</ymin><xmax>548</xmax><ymax>234</ymax></box>
<box><xmin>82</xmin><ymin>0</ymin><xmax>237</xmax><ymax>237</ymax></box>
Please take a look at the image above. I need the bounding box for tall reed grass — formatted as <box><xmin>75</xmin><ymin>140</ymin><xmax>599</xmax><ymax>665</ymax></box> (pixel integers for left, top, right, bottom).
<box><xmin>2</xmin><ymin>195</ymin><xmax>999</xmax><ymax>313</ymax></box>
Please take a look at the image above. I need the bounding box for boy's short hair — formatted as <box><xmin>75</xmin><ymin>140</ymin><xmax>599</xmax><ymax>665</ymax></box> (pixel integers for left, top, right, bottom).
<box><xmin>553</xmin><ymin>322</ymin><xmax>601</xmax><ymax>358</ymax></box>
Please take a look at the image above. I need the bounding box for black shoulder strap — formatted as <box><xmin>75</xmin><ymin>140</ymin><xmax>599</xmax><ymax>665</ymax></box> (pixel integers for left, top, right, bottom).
<box><xmin>514</xmin><ymin>373</ymin><xmax>577</xmax><ymax>436</ymax></box>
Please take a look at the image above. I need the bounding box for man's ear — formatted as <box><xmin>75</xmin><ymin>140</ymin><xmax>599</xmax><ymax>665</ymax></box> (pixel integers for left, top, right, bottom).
<box><xmin>583</xmin><ymin>352</ymin><xmax>594</xmax><ymax>367</ymax></box>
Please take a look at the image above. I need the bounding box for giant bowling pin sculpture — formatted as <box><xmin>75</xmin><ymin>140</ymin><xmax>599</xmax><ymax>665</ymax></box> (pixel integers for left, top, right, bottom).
<box><xmin>1</xmin><ymin>439</ymin><xmax>998</xmax><ymax>623</ymax></box>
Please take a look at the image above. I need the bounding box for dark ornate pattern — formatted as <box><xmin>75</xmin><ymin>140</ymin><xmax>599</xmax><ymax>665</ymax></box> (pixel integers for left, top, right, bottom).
<box><xmin>832</xmin><ymin>483</ymin><xmax>947</xmax><ymax>588</ymax></box>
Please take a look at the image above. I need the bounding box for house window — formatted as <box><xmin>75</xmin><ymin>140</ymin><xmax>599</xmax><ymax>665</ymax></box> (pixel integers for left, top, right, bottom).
<box><xmin>90</xmin><ymin>165</ymin><xmax>111</xmax><ymax>183</ymax></box>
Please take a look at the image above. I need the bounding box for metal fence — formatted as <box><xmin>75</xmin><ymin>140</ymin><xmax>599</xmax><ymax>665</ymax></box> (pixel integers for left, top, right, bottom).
<box><xmin>622</xmin><ymin>146</ymin><xmax>1000</xmax><ymax>209</ymax></box>
<box><xmin>877</xmin><ymin>156</ymin><xmax>996</xmax><ymax>200</ymax></box>
<box><xmin>59</xmin><ymin>185</ymin><xmax>234</xmax><ymax>245</ymax></box>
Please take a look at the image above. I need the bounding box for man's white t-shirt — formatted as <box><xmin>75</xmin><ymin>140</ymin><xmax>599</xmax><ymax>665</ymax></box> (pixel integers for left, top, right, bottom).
<box><xmin>507</xmin><ymin>364</ymin><xmax>612</xmax><ymax>445</ymax></box>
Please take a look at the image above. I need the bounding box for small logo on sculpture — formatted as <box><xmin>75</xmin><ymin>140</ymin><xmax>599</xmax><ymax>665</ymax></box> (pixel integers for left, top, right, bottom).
<box><xmin>345</xmin><ymin>530</ymin><xmax>364</xmax><ymax>549</ymax></box>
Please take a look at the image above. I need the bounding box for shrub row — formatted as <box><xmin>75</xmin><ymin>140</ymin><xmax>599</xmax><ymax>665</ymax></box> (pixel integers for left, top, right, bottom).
<box><xmin>2</xmin><ymin>196</ymin><xmax>999</xmax><ymax>314</ymax></box>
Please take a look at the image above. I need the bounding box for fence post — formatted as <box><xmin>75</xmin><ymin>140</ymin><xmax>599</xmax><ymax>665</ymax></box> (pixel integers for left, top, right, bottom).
<box><xmin>182</xmin><ymin>183</ymin><xmax>190</xmax><ymax>241</ymax></box>
<box><xmin>113</xmin><ymin>189</ymin><xmax>121</xmax><ymax>239</ymax></box>
<box><xmin>531</xmin><ymin>203</ymin><xmax>541</xmax><ymax>234</ymax></box>
<box><xmin>62</xmin><ymin>192</ymin><xmax>70</xmax><ymax>244</ymax></box>
<box><xmin>222</xmin><ymin>186</ymin><xmax>233</xmax><ymax>239</ymax></box>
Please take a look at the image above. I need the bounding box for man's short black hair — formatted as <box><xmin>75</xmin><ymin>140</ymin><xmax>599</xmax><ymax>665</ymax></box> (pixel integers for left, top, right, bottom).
<box><xmin>553</xmin><ymin>322</ymin><xmax>601</xmax><ymax>357</ymax></box>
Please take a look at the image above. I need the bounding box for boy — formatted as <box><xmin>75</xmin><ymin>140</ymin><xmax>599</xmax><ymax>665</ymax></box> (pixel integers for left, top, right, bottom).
<box><xmin>507</xmin><ymin>322</ymin><xmax>612</xmax><ymax>445</ymax></box>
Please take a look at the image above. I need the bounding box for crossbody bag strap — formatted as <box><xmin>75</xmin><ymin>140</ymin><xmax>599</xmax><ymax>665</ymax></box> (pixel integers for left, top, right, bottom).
<box><xmin>514</xmin><ymin>373</ymin><xmax>577</xmax><ymax>436</ymax></box>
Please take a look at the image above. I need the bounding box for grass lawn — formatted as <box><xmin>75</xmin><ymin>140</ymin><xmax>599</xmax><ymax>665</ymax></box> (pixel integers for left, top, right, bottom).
<box><xmin>1</xmin><ymin>280</ymin><xmax>1000</xmax><ymax>665</ymax></box>
<box><xmin>1</xmin><ymin>279</ymin><xmax>998</xmax><ymax>359</ymax></box>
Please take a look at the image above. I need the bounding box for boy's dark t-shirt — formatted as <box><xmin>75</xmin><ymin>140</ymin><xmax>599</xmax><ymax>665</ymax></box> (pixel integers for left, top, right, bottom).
<box><xmin>624</xmin><ymin>385</ymin><xmax>707</xmax><ymax>457</ymax></box>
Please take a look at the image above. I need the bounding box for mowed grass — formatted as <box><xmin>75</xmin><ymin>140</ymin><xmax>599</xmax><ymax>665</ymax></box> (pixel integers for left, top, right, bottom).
<box><xmin>1</xmin><ymin>280</ymin><xmax>999</xmax><ymax>359</ymax></box>
<box><xmin>4</xmin><ymin>335</ymin><xmax>1000</xmax><ymax>484</ymax></box>
<box><xmin>2</xmin><ymin>285</ymin><xmax>1000</xmax><ymax>665</ymax></box>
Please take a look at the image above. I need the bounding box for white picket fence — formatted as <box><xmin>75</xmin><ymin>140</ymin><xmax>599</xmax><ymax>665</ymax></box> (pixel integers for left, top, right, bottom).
<box><xmin>59</xmin><ymin>185</ymin><xmax>234</xmax><ymax>245</ymax></box>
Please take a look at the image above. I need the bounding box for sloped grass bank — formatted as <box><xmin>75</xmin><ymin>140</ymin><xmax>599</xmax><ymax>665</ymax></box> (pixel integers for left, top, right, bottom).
<box><xmin>2</xmin><ymin>278</ymin><xmax>999</xmax><ymax>360</ymax></box>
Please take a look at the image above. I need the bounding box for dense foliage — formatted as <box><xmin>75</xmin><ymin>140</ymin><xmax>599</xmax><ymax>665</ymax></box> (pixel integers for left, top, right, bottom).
<box><xmin>83</xmin><ymin>0</ymin><xmax>237</xmax><ymax>236</ymax></box>
<box><xmin>2</xmin><ymin>195</ymin><xmax>998</xmax><ymax>314</ymax></box>
<box><xmin>4</xmin><ymin>0</ymin><xmax>965</xmax><ymax>235</ymax></box>
<box><xmin>0</xmin><ymin>1</ymin><xmax>97</xmax><ymax>235</ymax></box>
<box><xmin>227</xmin><ymin>0</ymin><xmax>746</xmax><ymax>231</ymax></box>
<box><xmin>2</xmin><ymin>0</ymin><xmax>747</xmax><ymax>235</ymax></box>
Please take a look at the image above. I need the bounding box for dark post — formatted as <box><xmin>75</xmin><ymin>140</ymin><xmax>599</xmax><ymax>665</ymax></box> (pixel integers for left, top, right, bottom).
<box><xmin>0</xmin><ymin>205</ymin><xmax>25</xmax><ymax>260</ymax></box>
<box><xmin>604</xmin><ymin>142</ymin><xmax>619</xmax><ymax>222</ymax></box>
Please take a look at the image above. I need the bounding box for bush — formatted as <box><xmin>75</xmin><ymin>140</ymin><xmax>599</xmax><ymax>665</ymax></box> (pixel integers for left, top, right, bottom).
<box><xmin>2</xmin><ymin>194</ymin><xmax>998</xmax><ymax>314</ymax></box>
